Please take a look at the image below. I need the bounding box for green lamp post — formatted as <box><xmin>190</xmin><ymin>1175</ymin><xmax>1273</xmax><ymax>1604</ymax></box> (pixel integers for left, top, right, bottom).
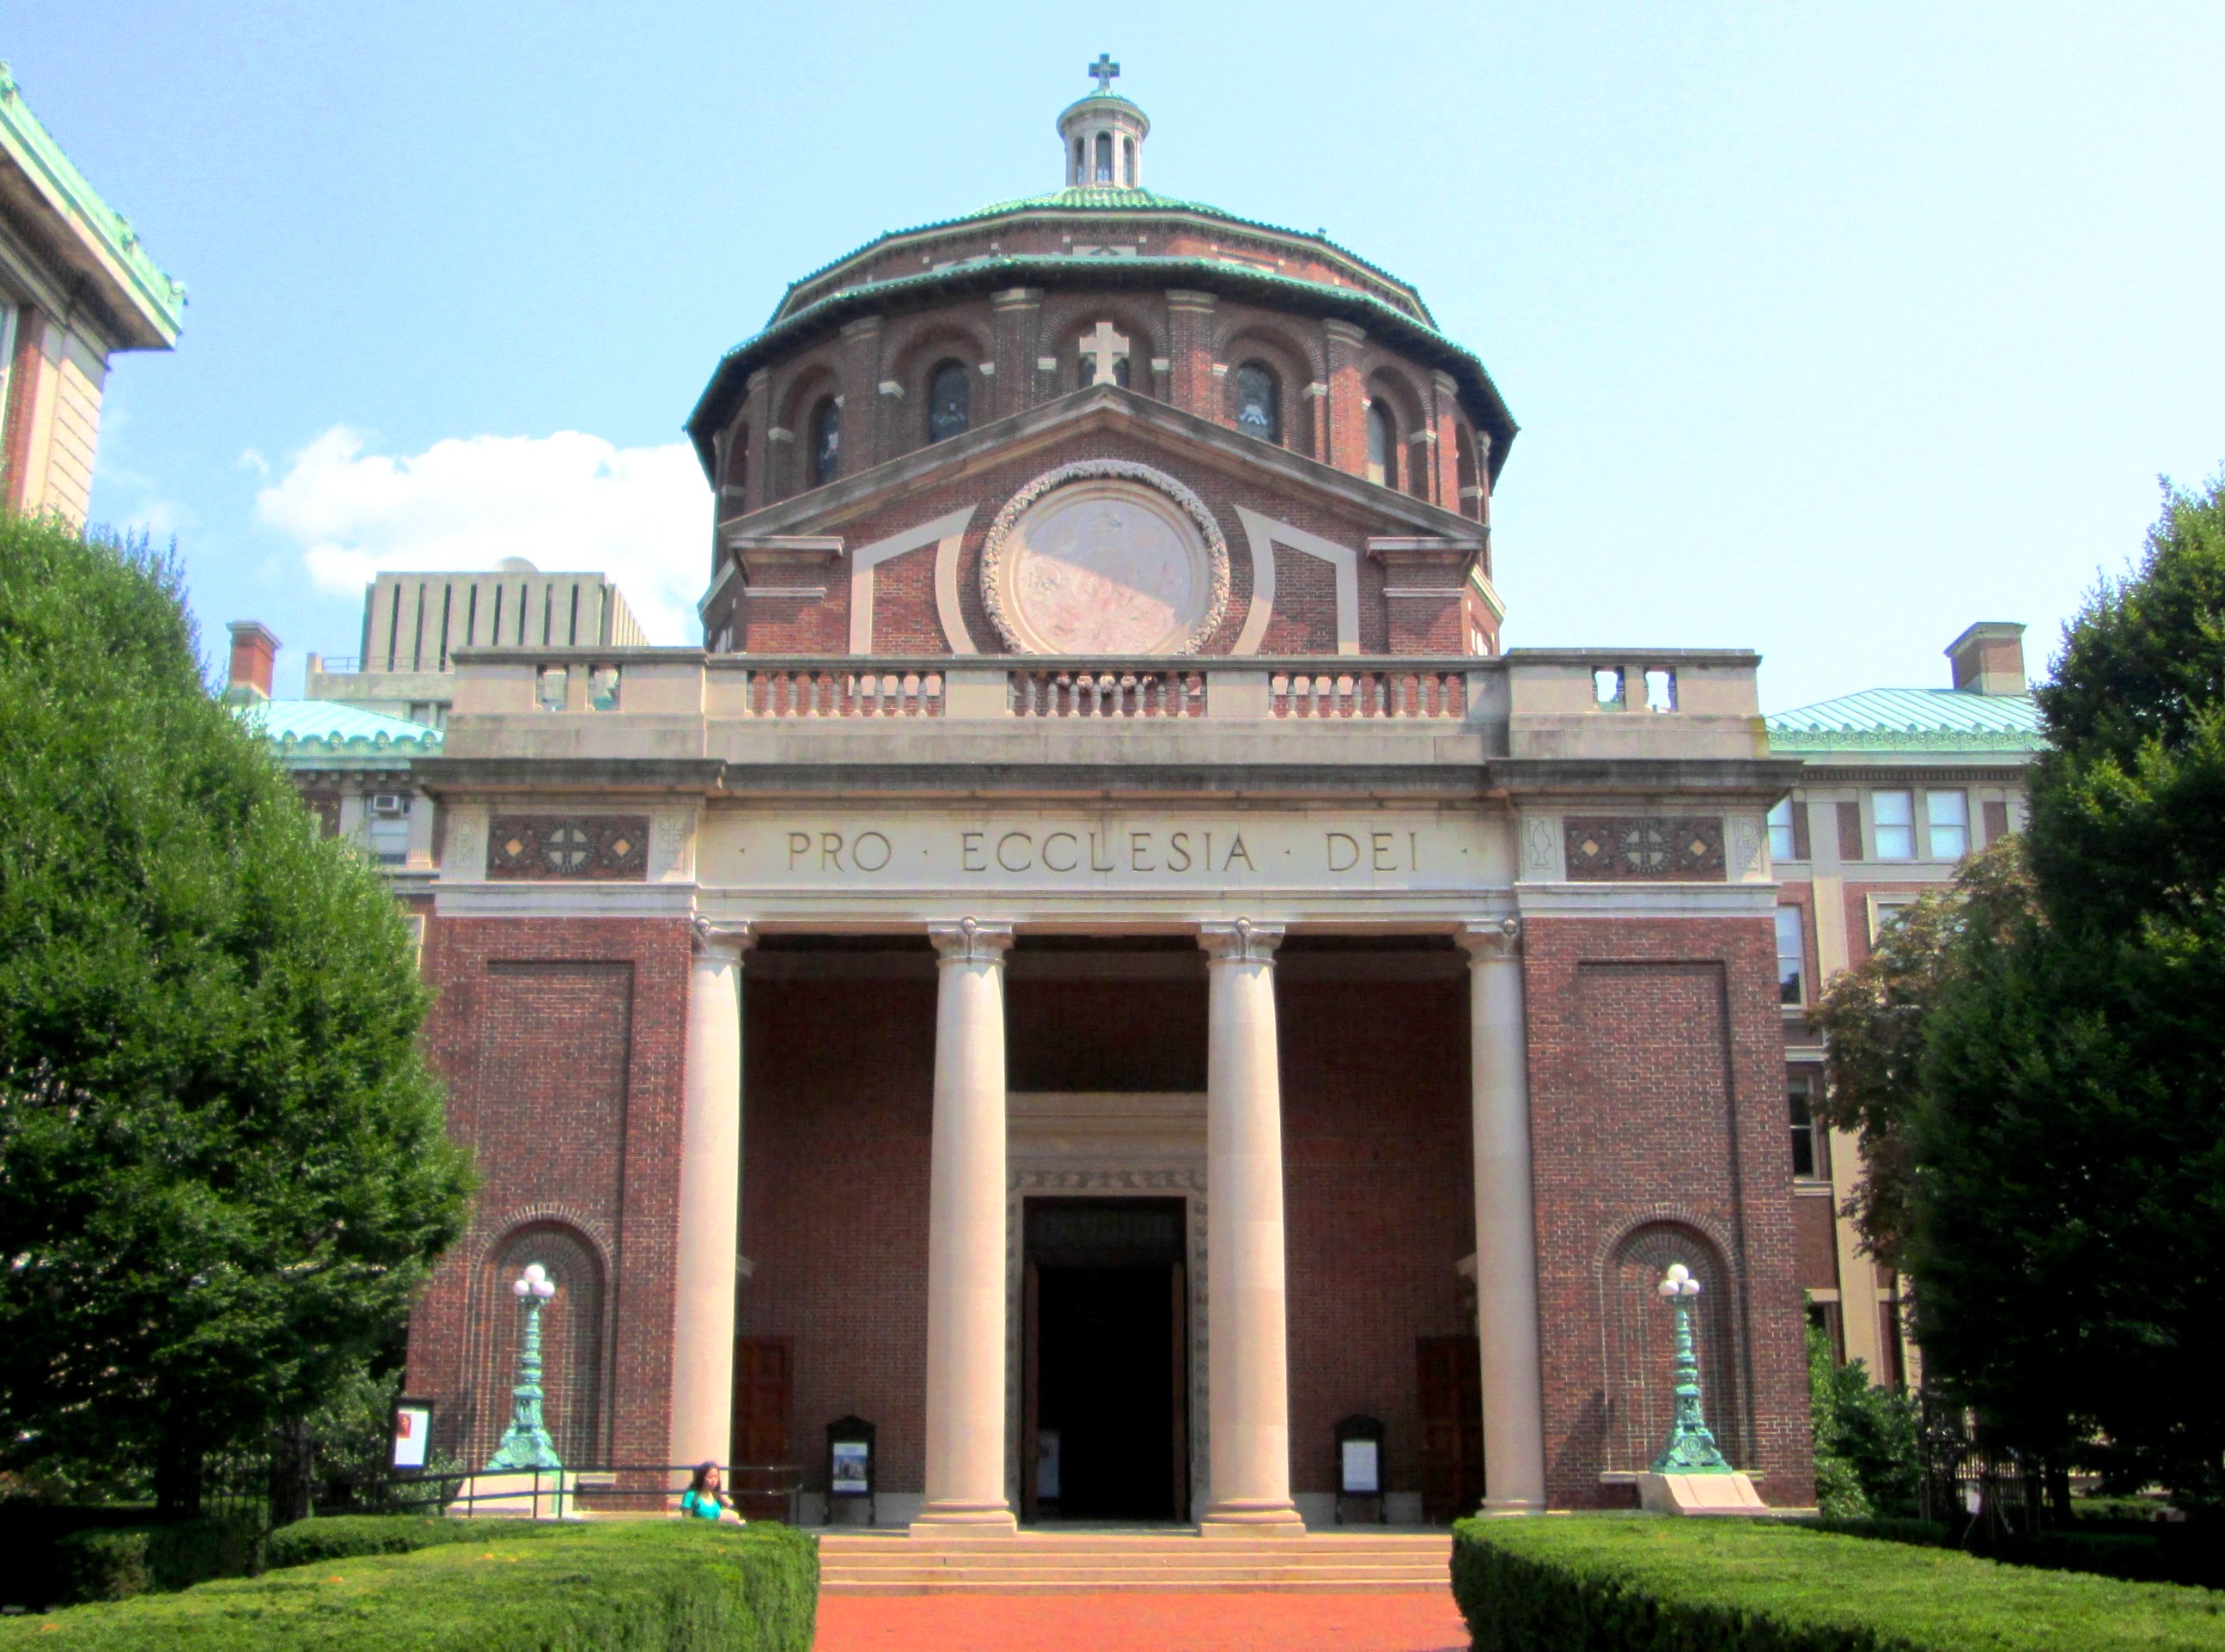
<box><xmin>483</xmin><ymin>1263</ymin><xmax>564</xmax><ymax>1472</ymax></box>
<box><xmin>1649</xmin><ymin>1263</ymin><xmax>1734</xmax><ymax>1475</ymax></box>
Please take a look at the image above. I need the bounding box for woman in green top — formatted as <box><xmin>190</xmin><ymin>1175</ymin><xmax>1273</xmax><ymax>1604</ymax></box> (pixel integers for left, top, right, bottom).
<box><xmin>680</xmin><ymin>1461</ymin><xmax>740</xmax><ymax>1521</ymax></box>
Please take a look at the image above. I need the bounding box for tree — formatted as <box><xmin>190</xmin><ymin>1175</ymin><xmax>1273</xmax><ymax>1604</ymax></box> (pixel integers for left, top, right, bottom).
<box><xmin>1909</xmin><ymin>475</ymin><xmax>2225</xmax><ymax>1519</ymax></box>
<box><xmin>1807</xmin><ymin>1324</ymin><xmax>1921</xmax><ymax>1521</ymax></box>
<box><xmin>0</xmin><ymin>515</ymin><xmax>472</xmax><ymax>1513</ymax></box>
<box><xmin>1811</xmin><ymin>842</ymin><xmax>2035</xmax><ymax>1271</ymax></box>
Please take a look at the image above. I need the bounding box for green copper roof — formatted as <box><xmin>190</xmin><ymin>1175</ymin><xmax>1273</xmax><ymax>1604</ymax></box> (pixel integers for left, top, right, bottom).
<box><xmin>241</xmin><ymin>700</ymin><xmax>443</xmax><ymax>759</ymax></box>
<box><xmin>773</xmin><ymin>189</ymin><xmax>1429</xmax><ymax>331</ymax></box>
<box><xmin>961</xmin><ymin>185</ymin><xmax>1247</xmax><ymax>224</ymax></box>
<box><xmin>1767</xmin><ymin>688</ymin><xmax>2043</xmax><ymax>754</ymax></box>
<box><xmin>0</xmin><ymin>64</ymin><xmax>185</xmax><ymax>346</ymax></box>
<box><xmin>687</xmin><ymin>250</ymin><xmax>1518</xmax><ymax>482</ymax></box>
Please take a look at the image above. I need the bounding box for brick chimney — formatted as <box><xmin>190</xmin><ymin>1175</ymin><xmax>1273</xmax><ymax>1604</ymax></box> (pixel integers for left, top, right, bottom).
<box><xmin>226</xmin><ymin>621</ymin><xmax>281</xmax><ymax>703</ymax></box>
<box><xmin>1945</xmin><ymin>622</ymin><xmax>2026</xmax><ymax>697</ymax></box>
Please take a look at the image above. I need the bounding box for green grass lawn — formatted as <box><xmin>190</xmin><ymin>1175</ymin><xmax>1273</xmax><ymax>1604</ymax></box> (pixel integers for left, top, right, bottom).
<box><xmin>0</xmin><ymin>1520</ymin><xmax>816</xmax><ymax>1652</ymax></box>
<box><xmin>1453</xmin><ymin>1513</ymin><xmax>2225</xmax><ymax>1651</ymax></box>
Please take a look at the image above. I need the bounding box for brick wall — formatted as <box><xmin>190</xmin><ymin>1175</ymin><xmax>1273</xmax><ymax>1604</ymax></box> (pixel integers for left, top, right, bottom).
<box><xmin>408</xmin><ymin>916</ymin><xmax>692</xmax><ymax>1472</ymax></box>
<box><xmin>1521</xmin><ymin>917</ymin><xmax>1814</xmax><ymax>1509</ymax></box>
<box><xmin>735</xmin><ymin>967</ymin><xmax>938</xmax><ymax>1494</ymax></box>
<box><xmin>1279</xmin><ymin>969</ymin><xmax>1474</xmax><ymax>1498</ymax></box>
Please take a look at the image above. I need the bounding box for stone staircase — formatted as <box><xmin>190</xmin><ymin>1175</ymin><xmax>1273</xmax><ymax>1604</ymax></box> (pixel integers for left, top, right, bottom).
<box><xmin>816</xmin><ymin>1528</ymin><xmax>1454</xmax><ymax>1594</ymax></box>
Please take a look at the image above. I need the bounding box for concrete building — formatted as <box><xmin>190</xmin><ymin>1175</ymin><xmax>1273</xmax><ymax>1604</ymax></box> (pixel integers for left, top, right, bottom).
<box><xmin>0</xmin><ymin>64</ymin><xmax>183</xmax><ymax>524</ymax></box>
<box><xmin>305</xmin><ymin>562</ymin><xmax>648</xmax><ymax>729</ymax></box>
<box><xmin>1766</xmin><ymin>624</ymin><xmax>2040</xmax><ymax>1382</ymax></box>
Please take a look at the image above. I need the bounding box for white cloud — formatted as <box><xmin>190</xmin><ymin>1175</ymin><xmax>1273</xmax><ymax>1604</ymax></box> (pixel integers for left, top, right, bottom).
<box><xmin>256</xmin><ymin>427</ymin><xmax>713</xmax><ymax>643</ymax></box>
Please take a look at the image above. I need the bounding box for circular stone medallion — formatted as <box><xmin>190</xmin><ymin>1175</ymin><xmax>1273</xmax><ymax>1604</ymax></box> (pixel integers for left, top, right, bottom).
<box><xmin>980</xmin><ymin>461</ymin><xmax>1229</xmax><ymax>655</ymax></box>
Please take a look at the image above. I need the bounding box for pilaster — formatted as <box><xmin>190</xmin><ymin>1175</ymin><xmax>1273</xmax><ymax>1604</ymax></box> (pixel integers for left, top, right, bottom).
<box><xmin>1167</xmin><ymin>291</ymin><xmax>1219</xmax><ymax>420</ymax></box>
<box><xmin>1323</xmin><ymin>320</ymin><xmax>1368</xmax><ymax>477</ymax></box>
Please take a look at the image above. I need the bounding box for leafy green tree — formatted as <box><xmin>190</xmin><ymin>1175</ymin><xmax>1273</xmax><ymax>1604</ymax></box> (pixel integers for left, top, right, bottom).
<box><xmin>1911</xmin><ymin>475</ymin><xmax>2225</xmax><ymax>1519</ymax></box>
<box><xmin>1807</xmin><ymin>1324</ymin><xmax>1922</xmax><ymax>1520</ymax></box>
<box><xmin>1811</xmin><ymin>842</ymin><xmax>2034</xmax><ymax>1271</ymax></box>
<box><xmin>0</xmin><ymin>515</ymin><xmax>472</xmax><ymax>1513</ymax></box>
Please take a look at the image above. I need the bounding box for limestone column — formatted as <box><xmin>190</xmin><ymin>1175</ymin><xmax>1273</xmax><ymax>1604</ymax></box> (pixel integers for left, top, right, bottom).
<box><xmin>1199</xmin><ymin>918</ymin><xmax>1305</xmax><ymax>1534</ymax></box>
<box><xmin>670</xmin><ymin>918</ymin><xmax>753</xmax><ymax>1474</ymax></box>
<box><xmin>1459</xmin><ymin>918</ymin><xmax>1547</xmax><ymax>1512</ymax></box>
<box><xmin>913</xmin><ymin>917</ymin><xmax>1019</xmax><ymax>1534</ymax></box>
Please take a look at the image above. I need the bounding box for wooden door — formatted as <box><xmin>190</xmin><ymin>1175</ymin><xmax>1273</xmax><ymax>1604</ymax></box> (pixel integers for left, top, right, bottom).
<box><xmin>1417</xmin><ymin>1334</ymin><xmax>1484</xmax><ymax>1524</ymax></box>
<box><xmin>730</xmin><ymin>1338</ymin><xmax>791</xmax><ymax>1521</ymax></box>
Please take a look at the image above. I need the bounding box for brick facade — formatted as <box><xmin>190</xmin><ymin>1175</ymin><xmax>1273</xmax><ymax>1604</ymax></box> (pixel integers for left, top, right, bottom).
<box><xmin>407</xmin><ymin>916</ymin><xmax>692</xmax><ymax>1472</ymax></box>
<box><xmin>1520</xmin><ymin>916</ymin><xmax>1814</xmax><ymax>1509</ymax></box>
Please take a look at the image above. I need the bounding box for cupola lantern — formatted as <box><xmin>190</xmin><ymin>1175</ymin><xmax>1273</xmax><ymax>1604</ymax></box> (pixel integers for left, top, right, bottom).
<box><xmin>1058</xmin><ymin>56</ymin><xmax>1148</xmax><ymax>191</ymax></box>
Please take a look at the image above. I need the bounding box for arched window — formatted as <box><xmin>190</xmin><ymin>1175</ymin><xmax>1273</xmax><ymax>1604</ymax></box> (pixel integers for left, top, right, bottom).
<box><xmin>927</xmin><ymin>359</ymin><xmax>971</xmax><ymax>442</ymax></box>
<box><xmin>1123</xmin><ymin>136</ymin><xmax>1136</xmax><ymax>186</ymax></box>
<box><xmin>1073</xmin><ymin>137</ymin><xmax>1084</xmax><ymax>185</ymax></box>
<box><xmin>1233</xmin><ymin>363</ymin><xmax>1280</xmax><ymax>444</ymax></box>
<box><xmin>1366</xmin><ymin>402</ymin><xmax>1396</xmax><ymax>488</ymax></box>
<box><xmin>728</xmin><ymin>424</ymin><xmax>749</xmax><ymax>504</ymax></box>
<box><xmin>809</xmin><ymin>396</ymin><xmax>840</xmax><ymax>487</ymax></box>
<box><xmin>1094</xmin><ymin>131</ymin><xmax>1113</xmax><ymax>183</ymax></box>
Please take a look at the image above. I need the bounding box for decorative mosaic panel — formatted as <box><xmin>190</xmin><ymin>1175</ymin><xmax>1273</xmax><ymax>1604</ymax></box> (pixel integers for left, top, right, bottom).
<box><xmin>1563</xmin><ymin>817</ymin><xmax>1726</xmax><ymax>882</ymax></box>
<box><xmin>485</xmin><ymin>815</ymin><xmax>651</xmax><ymax>881</ymax></box>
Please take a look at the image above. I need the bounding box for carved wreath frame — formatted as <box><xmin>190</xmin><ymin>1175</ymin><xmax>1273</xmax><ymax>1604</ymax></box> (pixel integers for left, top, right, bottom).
<box><xmin>978</xmin><ymin>459</ymin><xmax>1233</xmax><ymax>657</ymax></box>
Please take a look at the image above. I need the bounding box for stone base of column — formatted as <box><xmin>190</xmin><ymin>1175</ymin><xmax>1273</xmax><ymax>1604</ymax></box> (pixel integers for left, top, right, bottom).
<box><xmin>908</xmin><ymin>1503</ymin><xmax>1019</xmax><ymax>1539</ymax></box>
<box><xmin>1198</xmin><ymin>1500</ymin><xmax>1307</xmax><ymax>1537</ymax></box>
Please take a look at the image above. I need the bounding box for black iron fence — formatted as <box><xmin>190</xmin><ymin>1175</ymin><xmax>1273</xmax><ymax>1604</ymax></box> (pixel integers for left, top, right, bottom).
<box><xmin>198</xmin><ymin>1453</ymin><xmax>806</xmax><ymax>1527</ymax></box>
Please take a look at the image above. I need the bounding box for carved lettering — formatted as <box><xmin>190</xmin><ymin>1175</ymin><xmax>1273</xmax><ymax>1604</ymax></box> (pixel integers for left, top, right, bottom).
<box><xmin>1130</xmin><ymin>831</ymin><xmax>1154</xmax><ymax>871</ymax></box>
<box><xmin>1090</xmin><ymin>832</ymin><xmax>1115</xmax><ymax>872</ymax></box>
<box><xmin>1326</xmin><ymin>832</ymin><xmax>1359</xmax><ymax>871</ymax></box>
<box><xmin>1371</xmin><ymin>830</ymin><xmax>1396</xmax><ymax>871</ymax></box>
<box><xmin>1167</xmin><ymin>831</ymin><xmax>1193</xmax><ymax>872</ymax></box>
<box><xmin>961</xmin><ymin>831</ymin><xmax>987</xmax><ymax>872</ymax></box>
<box><xmin>820</xmin><ymin>832</ymin><xmax>844</xmax><ymax>871</ymax></box>
<box><xmin>997</xmin><ymin>832</ymin><xmax>1033</xmax><ymax>873</ymax></box>
<box><xmin>1044</xmin><ymin>831</ymin><xmax>1080</xmax><ymax>872</ymax></box>
<box><xmin>853</xmin><ymin>831</ymin><xmax>892</xmax><ymax>872</ymax></box>
<box><xmin>789</xmin><ymin>831</ymin><xmax>812</xmax><ymax>869</ymax></box>
<box><xmin>1224</xmin><ymin>833</ymin><xmax>1253</xmax><ymax>871</ymax></box>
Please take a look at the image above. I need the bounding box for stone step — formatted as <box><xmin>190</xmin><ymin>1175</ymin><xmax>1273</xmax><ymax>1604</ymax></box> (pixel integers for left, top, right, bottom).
<box><xmin>816</xmin><ymin>1531</ymin><xmax>1454</xmax><ymax>1594</ymax></box>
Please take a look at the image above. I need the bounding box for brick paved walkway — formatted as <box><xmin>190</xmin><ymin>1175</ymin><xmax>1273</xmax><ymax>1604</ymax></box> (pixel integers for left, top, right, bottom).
<box><xmin>814</xmin><ymin>1590</ymin><xmax>1470</xmax><ymax>1652</ymax></box>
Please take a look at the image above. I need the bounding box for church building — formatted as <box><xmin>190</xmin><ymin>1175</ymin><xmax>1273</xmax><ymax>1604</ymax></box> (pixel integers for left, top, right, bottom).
<box><xmin>381</xmin><ymin>72</ymin><xmax>1818</xmax><ymax>1527</ymax></box>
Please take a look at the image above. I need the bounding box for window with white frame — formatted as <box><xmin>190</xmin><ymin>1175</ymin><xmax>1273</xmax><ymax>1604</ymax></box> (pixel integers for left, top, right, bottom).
<box><xmin>1873</xmin><ymin>789</ymin><xmax>1915</xmax><ymax>859</ymax></box>
<box><xmin>1775</xmin><ymin>905</ymin><xmax>1806</xmax><ymax>1005</ymax></box>
<box><xmin>1768</xmin><ymin>798</ymin><xmax>1796</xmax><ymax>861</ymax></box>
<box><xmin>1927</xmin><ymin>789</ymin><xmax>1969</xmax><ymax>860</ymax></box>
<box><xmin>1789</xmin><ymin>1075</ymin><xmax>1827</xmax><ymax>1180</ymax></box>
<box><xmin>1868</xmin><ymin>894</ymin><xmax>1917</xmax><ymax>943</ymax></box>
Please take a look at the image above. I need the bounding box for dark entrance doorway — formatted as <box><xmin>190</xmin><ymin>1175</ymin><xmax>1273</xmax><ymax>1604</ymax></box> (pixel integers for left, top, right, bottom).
<box><xmin>1021</xmin><ymin>1198</ymin><xmax>1188</xmax><ymax>1523</ymax></box>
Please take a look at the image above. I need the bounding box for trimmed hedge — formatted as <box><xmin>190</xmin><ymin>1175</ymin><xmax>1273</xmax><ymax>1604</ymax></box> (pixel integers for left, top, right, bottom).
<box><xmin>54</xmin><ymin>1516</ymin><xmax>264</xmax><ymax>1605</ymax></box>
<box><xmin>263</xmin><ymin>1513</ymin><xmax>559</xmax><ymax>1570</ymax></box>
<box><xmin>0</xmin><ymin>1521</ymin><xmax>816</xmax><ymax>1651</ymax></box>
<box><xmin>1453</xmin><ymin>1514</ymin><xmax>2225</xmax><ymax>1652</ymax></box>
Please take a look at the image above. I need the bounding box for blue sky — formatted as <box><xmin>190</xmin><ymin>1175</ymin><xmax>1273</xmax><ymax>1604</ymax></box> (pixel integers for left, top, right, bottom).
<box><xmin>25</xmin><ymin>2</ymin><xmax>2225</xmax><ymax>708</ymax></box>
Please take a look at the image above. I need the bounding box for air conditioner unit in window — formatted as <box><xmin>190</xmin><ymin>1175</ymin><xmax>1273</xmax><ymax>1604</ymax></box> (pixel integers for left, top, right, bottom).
<box><xmin>369</xmin><ymin>793</ymin><xmax>408</xmax><ymax>816</ymax></box>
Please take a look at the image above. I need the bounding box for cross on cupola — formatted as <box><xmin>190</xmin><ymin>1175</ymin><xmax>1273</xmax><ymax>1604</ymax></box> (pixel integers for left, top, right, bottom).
<box><xmin>1057</xmin><ymin>60</ymin><xmax>1149</xmax><ymax>190</ymax></box>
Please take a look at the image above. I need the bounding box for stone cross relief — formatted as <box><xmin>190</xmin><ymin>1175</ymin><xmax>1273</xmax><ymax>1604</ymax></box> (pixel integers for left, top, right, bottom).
<box><xmin>1082</xmin><ymin>320</ymin><xmax>1129</xmax><ymax>385</ymax></box>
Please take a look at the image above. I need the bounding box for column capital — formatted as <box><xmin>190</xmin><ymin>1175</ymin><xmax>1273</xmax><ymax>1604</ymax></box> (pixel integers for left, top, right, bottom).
<box><xmin>1199</xmin><ymin>917</ymin><xmax>1284</xmax><ymax>964</ymax></box>
<box><xmin>691</xmin><ymin>917</ymin><xmax>755</xmax><ymax>961</ymax></box>
<box><xmin>1457</xmin><ymin>916</ymin><xmax>1522</xmax><ymax>961</ymax></box>
<box><xmin>929</xmin><ymin>917</ymin><xmax>1015</xmax><ymax>964</ymax></box>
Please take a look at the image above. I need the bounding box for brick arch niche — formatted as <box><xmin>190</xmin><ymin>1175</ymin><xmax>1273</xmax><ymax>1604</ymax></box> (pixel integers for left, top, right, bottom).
<box><xmin>470</xmin><ymin>1221</ymin><xmax>610</xmax><ymax>1469</ymax></box>
<box><xmin>1598</xmin><ymin>1221</ymin><xmax>1746</xmax><ymax>1474</ymax></box>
